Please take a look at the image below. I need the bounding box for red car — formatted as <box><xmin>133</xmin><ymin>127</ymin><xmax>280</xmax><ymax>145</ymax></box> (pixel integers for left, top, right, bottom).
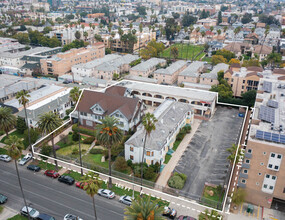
<box><xmin>44</xmin><ymin>170</ymin><xmax>60</xmax><ymax>178</ymax></box>
<box><xmin>75</xmin><ymin>181</ymin><xmax>88</xmax><ymax>190</ymax></box>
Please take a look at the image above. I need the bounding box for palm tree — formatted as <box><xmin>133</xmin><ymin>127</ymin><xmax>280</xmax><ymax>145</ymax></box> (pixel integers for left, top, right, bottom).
<box><xmin>5</xmin><ymin>135</ymin><xmax>31</xmax><ymax>220</ymax></box>
<box><xmin>140</xmin><ymin>113</ymin><xmax>157</xmax><ymax>194</ymax></box>
<box><xmin>70</xmin><ymin>87</ymin><xmax>83</xmax><ymax>176</ymax></box>
<box><xmin>226</xmin><ymin>144</ymin><xmax>241</xmax><ymax>165</ymax></box>
<box><xmin>95</xmin><ymin>116</ymin><xmax>123</xmax><ymax>188</ymax></box>
<box><xmin>82</xmin><ymin>172</ymin><xmax>102</xmax><ymax>220</ymax></box>
<box><xmin>0</xmin><ymin>107</ymin><xmax>16</xmax><ymax>137</ymax></box>
<box><xmin>83</xmin><ymin>31</ymin><xmax>88</xmax><ymax>42</ymax></box>
<box><xmin>37</xmin><ymin>112</ymin><xmax>62</xmax><ymax>170</ymax></box>
<box><xmin>124</xmin><ymin>195</ymin><xmax>165</xmax><ymax>220</ymax></box>
<box><xmin>16</xmin><ymin>90</ymin><xmax>33</xmax><ymax>157</ymax></box>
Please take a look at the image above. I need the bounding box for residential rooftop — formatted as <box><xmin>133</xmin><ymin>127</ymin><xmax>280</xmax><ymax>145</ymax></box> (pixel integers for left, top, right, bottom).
<box><xmin>130</xmin><ymin>58</ymin><xmax>166</xmax><ymax>72</ymax></box>
<box><xmin>179</xmin><ymin>61</ymin><xmax>204</xmax><ymax>77</ymax></box>
<box><xmin>154</xmin><ymin>60</ymin><xmax>187</xmax><ymax>75</ymax></box>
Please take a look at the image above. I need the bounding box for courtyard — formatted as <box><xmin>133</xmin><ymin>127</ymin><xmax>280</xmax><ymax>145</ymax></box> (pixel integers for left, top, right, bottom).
<box><xmin>174</xmin><ymin>106</ymin><xmax>244</xmax><ymax>205</ymax></box>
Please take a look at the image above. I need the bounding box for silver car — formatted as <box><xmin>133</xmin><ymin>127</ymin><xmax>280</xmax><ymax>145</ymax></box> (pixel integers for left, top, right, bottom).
<box><xmin>119</xmin><ymin>195</ymin><xmax>132</xmax><ymax>206</ymax></box>
<box><xmin>64</xmin><ymin>214</ymin><xmax>83</xmax><ymax>220</ymax></box>
<box><xmin>19</xmin><ymin>153</ymin><xmax>32</xmax><ymax>166</ymax></box>
<box><xmin>20</xmin><ymin>206</ymin><xmax>40</xmax><ymax>219</ymax></box>
<box><xmin>98</xmin><ymin>189</ymin><xmax>115</xmax><ymax>199</ymax></box>
<box><xmin>0</xmin><ymin>154</ymin><xmax>11</xmax><ymax>162</ymax></box>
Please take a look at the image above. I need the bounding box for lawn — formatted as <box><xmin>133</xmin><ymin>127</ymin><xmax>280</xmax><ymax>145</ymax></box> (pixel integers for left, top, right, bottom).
<box><xmin>201</xmin><ymin>185</ymin><xmax>224</xmax><ymax>209</ymax></box>
<box><xmin>161</xmin><ymin>44</ymin><xmax>205</xmax><ymax>60</ymax></box>
<box><xmin>30</xmin><ymin>160</ymin><xmax>59</xmax><ymax>171</ymax></box>
<box><xmin>0</xmin><ymin>206</ymin><xmax>3</xmax><ymax>213</ymax></box>
<box><xmin>0</xmin><ymin>130</ymin><xmax>25</xmax><ymax>144</ymax></box>
<box><xmin>82</xmin><ymin>153</ymin><xmax>109</xmax><ymax>168</ymax></box>
<box><xmin>56</xmin><ymin>144</ymin><xmax>90</xmax><ymax>156</ymax></box>
<box><xmin>0</xmin><ymin>148</ymin><xmax>7</xmax><ymax>154</ymax></box>
<box><xmin>164</xmin><ymin>154</ymin><xmax>172</xmax><ymax>164</ymax></box>
<box><xmin>7</xmin><ymin>215</ymin><xmax>27</xmax><ymax>220</ymax></box>
<box><xmin>64</xmin><ymin>170</ymin><xmax>83</xmax><ymax>181</ymax></box>
<box><xmin>202</xmin><ymin>56</ymin><xmax>212</xmax><ymax>63</ymax></box>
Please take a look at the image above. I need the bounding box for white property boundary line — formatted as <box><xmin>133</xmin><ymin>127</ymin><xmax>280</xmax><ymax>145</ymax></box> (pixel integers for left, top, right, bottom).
<box><xmin>31</xmin><ymin>82</ymin><xmax>249</xmax><ymax>219</ymax></box>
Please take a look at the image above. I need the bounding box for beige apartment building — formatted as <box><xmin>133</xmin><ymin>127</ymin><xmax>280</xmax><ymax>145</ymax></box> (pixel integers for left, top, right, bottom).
<box><xmin>130</xmin><ymin>58</ymin><xmax>166</xmax><ymax>78</ymax></box>
<box><xmin>177</xmin><ymin>61</ymin><xmax>204</xmax><ymax>85</ymax></box>
<box><xmin>154</xmin><ymin>60</ymin><xmax>187</xmax><ymax>84</ymax></box>
<box><xmin>241</xmin><ymin>77</ymin><xmax>285</xmax><ymax>209</ymax></box>
<box><xmin>102</xmin><ymin>32</ymin><xmax>156</xmax><ymax>52</ymax></box>
<box><xmin>224</xmin><ymin>65</ymin><xmax>264</xmax><ymax>97</ymax></box>
<box><xmin>40</xmin><ymin>43</ymin><xmax>105</xmax><ymax>76</ymax></box>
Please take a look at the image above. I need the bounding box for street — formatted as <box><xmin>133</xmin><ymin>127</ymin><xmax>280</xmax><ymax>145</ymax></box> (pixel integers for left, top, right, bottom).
<box><xmin>0</xmin><ymin>161</ymin><xmax>125</xmax><ymax>220</ymax></box>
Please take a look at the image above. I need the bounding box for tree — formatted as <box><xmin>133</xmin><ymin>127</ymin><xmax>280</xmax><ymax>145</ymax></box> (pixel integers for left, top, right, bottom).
<box><xmin>105</xmin><ymin>48</ymin><xmax>111</xmax><ymax>55</ymax></box>
<box><xmin>229</xmin><ymin>58</ymin><xmax>240</xmax><ymax>65</ymax></box>
<box><xmin>70</xmin><ymin>87</ymin><xmax>83</xmax><ymax>175</ymax></box>
<box><xmin>5</xmin><ymin>135</ymin><xmax>31</xmax><ymax>220</ymax></box>
<box><xmin>217</xmin><ymin>29</ymin><xmax>222</xmax><ymax>36</ymax></box>
<box><xmin>226</xmin><ymin>144</ymin><xmax>241</xmax><ymax>165</ymax></box>
<box><xmin>140</xmin><ymin>113</ymin><xmax>157</xmax><ymax>194</ymax></box>
<box><xmin>136</xmin><ymin>6</ymin><xmax>147</xmax><ymax>16</ymax></box>
<box><xmin>241</xmin><ymin>90</ymin><xmax>256</xmax><ymax>107</ymax></box>
<box><xmin>198</xmin><ymin>209</ymin><xmax>223</xmax><ymax>220</ymax></box>
<box><xmin>218</xmin><ymin>11</ymin><xmax>222</xmax><ymax>25</ymax></box>
<box><xmin>232</xmin><ymin>188</ymin><xmax>246</xmax><ymax>206</ymax></box>
<box><xmin>139</xmin><ymin>23</ymin><xmax>143</xmax><ymax>33</ymax></box>
<box><xmin>94</xmin><ymin>34</ymin><xmax>102</xmax><ymax>42</ymax></box>
<box><xmin>211</xmin><ymin>55</ymin><xmax>227</xmax><ymax>65</ymax></box>
<box><xmin>139</xmin><ymin>40</ymin><xmax>165</xmax><ymax>59</ymax></box>
<box><xmin>172</xmin><ymin>12</ymin><xmax>180</xmax><ymax>19</ymax></box>
<box><xmin>171</xmin><ymin>46</ymin><xmax>179</xmax><ymax>60</ymax></box>
<box><xmin>0</xmin><ymin>107</ymin><xmax>16</xmax><ymax>137</ymax></box>
<box><xmin>241</xmin><ymin>13</ymin><xmax>252</xmax><ymax>24</ymax></box>
<box><xmin>200</xmin><ymin>9</ymin><xmax>210</xmax><ymax>19</ymax></box>
<box><xmin>215</xmin><ymin>49</ymin><xmax>235</xmax><ymax>62</ymax></box>
<box><xmin>83</xmin><ymin>31</ymin><xmax>88</xmax><ymax>41</ymax></box>
<box><xmin>124</xmin><ymin>195</ymin><xmax>164</xmax><ymax>220</ymax></box>
<box><xmin>114</xmin><ymin>156</ymin><xmax>128</xmax><ymax>172</ymax></box>
<box><xmin>75</xmin><ymin>31</ymin><xmax>81</xmax><ymax>40</ymax></box>
<box><xmin>37</xmin><ymin>112</ymin><xmax>62</xmax><ymax>170</ymax></box>
<box><xmin>16</xmin><ymin>90</ymin><xmax>32</xmax><ymax>155</ymax></box>
<box><xmin>14</xmin><ymin>33</ymin><xmax>30</xmax><ymax>44</ymax></box>
<box><xmin>82</xmin><ymin>172</ymin><xmax>103</xmax><ymax>220</ymax></box>
<box><xmin>95</xmin><ymin>116</ymin><xmax>123</xmax><ymax>188</ymax></box>
<box><xmin>165</xmin><ymin>18</ymin><xmax>177</xmax><ymax>40</ymax></box>
<box><xmin>16</xmin><ymin>117</ymin><xmax>27</xmax><ymax>134</ymax></box>
<box><xmin>23</xmin><ymin>128</ymin><xmax>40</xmax><ymax>150</ymax></box>
<box><xmin>182</xmin><ymin>12</ymin><xmax>197</xmax><ymax>27</ymax></box>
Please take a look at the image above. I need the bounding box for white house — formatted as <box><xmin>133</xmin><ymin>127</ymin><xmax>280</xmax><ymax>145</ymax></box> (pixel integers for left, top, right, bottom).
<box><xmin>125</xmin><ymin>100</ymin><xmax>193</xmax><ymax>165</ymax></box>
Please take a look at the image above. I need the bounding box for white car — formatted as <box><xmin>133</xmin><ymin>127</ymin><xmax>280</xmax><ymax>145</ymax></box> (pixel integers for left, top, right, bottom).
<box><xmin>119</xmin><ymin>195</ymin><xmax>132</xmax><ymax>206</ymax></box>
<box><xmin>64</xmin><ymin>214</ymin><xmax>83</xmax><ymax>220</ymax></box>
<box><xmin>0</xmin><ymin>154</ymin><xmax>11</xmax><ymax>162</ymax></box>
<box><xmin>19</xmin><ymin>153</ymin><xmax>32</xmax><ymax>166</ymax></box>
<box><xmin>98</xmin><ymin>189</ymin><xmax>115</xmax><ymax>199</ymax></box>
<box><xmin>20</xmin><ymin>206</ymin><xmax>40</xmax><ymax>219</ymax></box>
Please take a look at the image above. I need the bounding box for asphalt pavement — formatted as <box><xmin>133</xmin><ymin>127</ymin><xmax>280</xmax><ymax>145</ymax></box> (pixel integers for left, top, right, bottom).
<box><xmin>0</xmin><ymin>161</ymin><xmax>125</xmax><ymax>220</ymax></box>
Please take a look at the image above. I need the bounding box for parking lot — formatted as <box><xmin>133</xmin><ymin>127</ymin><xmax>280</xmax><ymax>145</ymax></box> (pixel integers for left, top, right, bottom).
<box><xmin>174</xmin><ymin>105</ymin><xmax>244</xmax><ymax>201</ymax></box>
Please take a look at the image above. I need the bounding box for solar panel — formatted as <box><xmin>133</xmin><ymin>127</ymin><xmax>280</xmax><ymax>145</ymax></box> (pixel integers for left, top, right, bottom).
<box><xmin>256</xmin><ymin>130</ymin><xmax>264</xmax><ymax>139</ymax></box>
<box><xmin>272</xmin><ymin>133</ymin><xmax>280</xmax><ymax>142</ymax></box>
<box><xmin>255</xmin><ymin>130</ymin><xmax>285</xmax><ymax>143</ymax></box>
<box><xmin>267</xmin><ymin>100</ymin><xmax>278</xmax><ymax>108</ymax></box>
<box><xmin>264</xmin><ymin>132</ymin><xmax>272</xmax><ymax>141</ymax></box>
<box><xmin>263</xmin><ymin>81</ymin><xmax>272</xmax><ymax>93</ymax></box>
<box><xmin>258</xmin><ymin>105</ymin><xmax>275</xmax><ymax>123</ymax></box>
<box><xmin>280</xmin><ymin>135</ymin><xmax>285</xmax><ymax>144</ymax></box>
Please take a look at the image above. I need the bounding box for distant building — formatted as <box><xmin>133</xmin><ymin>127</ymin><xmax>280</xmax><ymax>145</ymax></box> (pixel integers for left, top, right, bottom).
<box><xmin>130</xmin><ymin>58</ymin><xmax>166</xmax><ymax>78</ymax></box>
<box><xmin>177</xmin><ymin>61</ymin><xmax>204</xmax><ymax>85</ymax></box>
<box><xmin>200</xmin><ymin>63</ymin><xmax>229</xmax><ymax>86</ymax></box>
<box><xmin>40</xmin><ymin>43</ymin><xmax>105</xmax><ymax>76</ymax></box>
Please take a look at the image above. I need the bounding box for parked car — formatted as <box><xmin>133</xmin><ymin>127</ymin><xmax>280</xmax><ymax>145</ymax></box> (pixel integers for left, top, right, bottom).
<box><xmin>163</xmin><ymin>206</ymin><xmax>177</xmax><ymax>219</ymax></box>
<box><xmin>75</xmin><ymin>181</ymin><xmax>87</xmax><ymax>190</ymax></box>
<box><xmin>119</xmin><ymin>195</ymin><xmax>132</xmax><ymax>206</ymax></box>
<box><xmin>44</xmin><ymin>170</ymin><xmax>59</xmax><ymax>178</ymax></box>
<box><xmin>58</xmin><ymin>175</ymin><xmax>75</xmax><ymax>185</ymax></box>
<box><xmin>0</xmin><ymin>193</ymin><xmax>7</xmax><ymax>204</ymax></box>
<box><xmin>20</xmin><ymin>206</ymin><xmax>40</xmax><ymax>219</ymax></box>
<box><xmin>64</xmin><ymin>214</ymin><xmax>83</xmax><ymax>220</ymax></box>
<box><xmin>36</xmin><ymin>213</ymin><xmax>56</xmax><ymax>220</ymax></box>
<box><xmin>177</xmin><ymin>216</ymin><xmax>196</xmax><ymax>220</ymax></box>
<box><xmin>98</xmin><ymin>189</ymin><xmax>115</xmax><ymax>199</ymax></box>
<box><xmin>0</xmin><ymin>154</ymin><xmax>11</xmax><ymax>162</ymax></box>
<box><xmin>27</xmin><ymin>164</ymin><xmax>41</xmax><ymax>172</ymax></box>
<box><xmin>19</xmin><ymin>153</ymin><xmax>32</xmax><ymax>166</ymax></box>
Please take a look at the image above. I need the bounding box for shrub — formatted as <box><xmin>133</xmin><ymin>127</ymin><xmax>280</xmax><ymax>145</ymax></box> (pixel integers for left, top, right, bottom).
<box><xmin>89</xmin><ymin>148</ymin><xmax>103</xmax><ymax>154</ymax></box>
<box><xmin>72</xmin><ymin>131</ymin><xmax>79</xmax><ymax>141</ymax></box>
<box><xmin>40</xmin><ymin>145</ymin><xmax>52</xmax><ymax>160</ymax></box>
<box><xmin>69</xmin><ymin>131</ymin><xmax>73</xmax><ymax>135</ymax></box>
<box><xmin>127</xmin><ymin>159</ymin><xmax>133</xmax><ymax>168</ymax></box>
<box><xmin>168</xmin><ymin>172</ymin><xmax>187</xmax><ymax>189</ymax></box>
<box><xmin>114</xmin><ymin>156</ymin><xmax>129</xmax><ymax>171</ymax></box>
<box><xmin>82</xmin><ymin>149</ymin><xmax>86</xmax><ymax>154</ymax></box>
<box><xmin>72</xmin><ymin>147</ymin><xmax>79</xmax><ymax>155</ymax></box>
<box><xmin>23</xmin><ymin>128</ymin><xmax>40</xmax><ymax>149</ymax></box>
<box><xmin>83</xmin><ymin>136</ymin><xmax>95</xmax><ymax>144</ymax></box>
<box><xmin>144</xmin><ymin>166</ymin><xmax>156</xmax><ymax>180</ymax></box>
<box><xmin>66</xmin><ymin>107</ymin><xmax>74</xmax><ymax>116</ymax></box>
<box><xmin>72</xmin><ymin>124</ymin><xmax>95</xmax><ymax>136</ymax></box>
<box><xmin>16</xmin><ymin>117</ymin><xmax>27</xmax><ymax>134</ymax></box>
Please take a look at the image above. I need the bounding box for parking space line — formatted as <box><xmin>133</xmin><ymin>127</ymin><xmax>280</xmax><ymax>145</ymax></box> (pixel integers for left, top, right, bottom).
<box><xmin>257</xmin><ymin>206</ymin><xmax>260</xmax><ymax>219</ymax></box>
<box><xmin>240</xmin><ymin>203</ymin><xmax>243</xmax><ymax>214</ymax></box>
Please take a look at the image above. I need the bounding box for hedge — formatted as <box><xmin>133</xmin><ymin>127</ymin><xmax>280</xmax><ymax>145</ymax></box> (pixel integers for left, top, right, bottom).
<box><xmin>168</xmin><ymin>172</ymin><xmax>187</xmax><ymax>189</ymax></box>
<box><xmin>89</xmin><ymin>148</ymin><xmax>103</xmax><ymax>154</ymax></box>
<box><xmin>72</xmin><ymin>124</ymin><xmax>95</xmax><ymax>137</ymax></box>
<box><xmin>83</xmin><ymin>136</ymin><xmax>95</xmax><ymax>144</ymax></box>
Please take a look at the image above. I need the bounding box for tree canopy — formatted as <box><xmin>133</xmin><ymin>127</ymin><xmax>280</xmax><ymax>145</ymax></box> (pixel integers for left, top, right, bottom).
<box><xmin>182</xmin><ymin>12</ymin><xmax>197</xmax><ymax>27</ymax></box>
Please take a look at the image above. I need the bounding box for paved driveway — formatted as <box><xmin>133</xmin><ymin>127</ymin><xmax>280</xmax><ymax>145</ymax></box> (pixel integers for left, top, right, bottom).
<box><xmin>174</xmin><ymin>106</ymin><xmax>244</xmax><ymax>201</ymax></box>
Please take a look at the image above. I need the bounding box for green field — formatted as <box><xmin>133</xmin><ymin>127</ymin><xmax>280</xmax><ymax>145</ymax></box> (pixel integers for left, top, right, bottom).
<box><xmin>161</xmin><ymin>44</ymin><xmax>205</xmax><ymax>60</ymax></box>
<box><xmin>82</xmin><ymin>153</ymin><xmax>109</xmax><ymax>168</ymax></box>
<box><xmin>7</xmin><ymin>215</ymin><xmax>27</xmax><ymax>220</ymax></box>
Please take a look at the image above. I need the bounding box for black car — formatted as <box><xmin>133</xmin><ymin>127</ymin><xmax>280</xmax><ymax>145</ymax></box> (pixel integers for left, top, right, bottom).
<box><xmin>36</xmin><ymin>213</ymin><xmax>56</xmax><ymax>220</ymax></box>
<box><xmin>27</xmin><ymin>164</ymin><xmax>41</xmax><ymax>172</ymax></box>
<box><xmin>58</xmin><ymin>175</ymin><xmax>75</xmax><ymax>185</ymax></box>
<box><xmin>0</xmin><ymin>193</ymin><xmax>7</xmax><ymax>204</ymax></box>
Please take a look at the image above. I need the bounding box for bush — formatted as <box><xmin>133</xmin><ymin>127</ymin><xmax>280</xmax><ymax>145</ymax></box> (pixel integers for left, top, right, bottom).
<box><xmin>72</xmin><ymin>124</ymin><xmax>95</xmax><ymax>137</ymax></box>
<box><xmin>40</xmin><ymin>145</ymin><xmax>52</xmax><ymax>160</ymax></box>
<box><xmin>83</xmin><ymin>136</ymin><xmax>95</xmax><ymax>144</ymax></box>
<box><xmin>16</xmin><ymin>117</ymin><xmax>27</xmax><ymax>134</ymax></box>
<box><xmin>114</xmin><ymin>156</ymin><xmax>129</xmax><ymax>172</ymax></box>
<box><xmin>23</xmin><ymin>128</ymin><xmax>40</xmax><ymax>149</ymax></box>
<box><xmin>127</xmin><ymin>159</ymin><xmax>133</xmax><ymax>168</ymax></box>
<box><xmin>168</xmin><ymin>172</ymin><xmax>187</xmax><ymax>189</ymax></box>
<box><xmin>144</xmin><ymin>166</ymin><xmax>156</xmax><ymax>180</ymax></box>
<box><xmin>89</xmin><ymin>148</ymin><xmax>103</xmax><ymax>154</ymax></box>
<box><xmin>66</xmin><ymin>107</ymin><xmax>74</xmax><ymax>116</ymax></box>
<box><xmin>72</xmin><ymin>147</ymin><xmax>79</xmax><ymax>155</ymax></box>
<box><xmin>72</xmin><ymin>131</ymin><xmax>79</xmax><ymax>141</ymax></box>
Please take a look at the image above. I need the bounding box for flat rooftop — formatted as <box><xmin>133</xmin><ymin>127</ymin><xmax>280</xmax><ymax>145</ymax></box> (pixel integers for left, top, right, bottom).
<box><xmin>117</xmin><ymin>80</ymin><xmax>217</xmax><ymax>102</ymax></box>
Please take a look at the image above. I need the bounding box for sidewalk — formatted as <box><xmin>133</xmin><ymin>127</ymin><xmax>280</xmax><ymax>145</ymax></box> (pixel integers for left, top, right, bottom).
<box><xmin>0</xmin><ymin>206</ymin><xmax>18</xmax><ymax>219</ymax></box>
<box><xmin>0</xmin><ymin>128</ymin><xmax>16</xmax><ymax>142</ymax></box>
<box><xmin>156</xmin><ymin>120</ymin><xmax>201</xmax><ymax>187</ymax></box>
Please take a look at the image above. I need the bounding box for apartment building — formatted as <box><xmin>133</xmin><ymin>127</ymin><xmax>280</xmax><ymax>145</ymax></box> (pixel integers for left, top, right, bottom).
<box><xmin>224</xmin><ymin>65</ymin><xmax>264</xmax><ymax>97</ymax></box>
<box><xmin>125</xmin><ymin>99</ymin><xmax>193</xmax><ymax>165</ymax></box>
<box><xmin>200</xmin><ymin>63</ymin><xmax>229</xmax><ymax>86</ymax></box>
<box><xmin>177</xmin><ymin>61</ymin><xmax>204</xmax><ymax>85</ymax></box>
<box><xmin>154</xmin><ymin>60</ymin><xmax>187</xmax><ymax>85</ymax></box>
<box><xmin>40</xmin><ymin>43</ymin><xmax>105</xmax><ymax>76</ymax></box>
<box><xmin>241</xmin><ymin>77</ymin><xmax>285</xmax><ymax>209</ymax></box>
<box><xmin>130</xmin><ymin>58</ymin><xmax>166</xmax><ymax>77</ymax></box>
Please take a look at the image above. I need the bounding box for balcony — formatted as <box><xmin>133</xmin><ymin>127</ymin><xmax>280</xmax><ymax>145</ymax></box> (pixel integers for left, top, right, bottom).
<box><xmin>242</xmin><ymin>163</ymin><xmax>250</xmax><ymax>169</ymax></box>
<box><xmin>244</xmin><ymin>152</ymin><xmax>252</xmax><ymax>159</ymax></box>
<box><xmin>239</xmin><ymin>173</ymin><xmax>248</xmax><ymax>179</ymax></box>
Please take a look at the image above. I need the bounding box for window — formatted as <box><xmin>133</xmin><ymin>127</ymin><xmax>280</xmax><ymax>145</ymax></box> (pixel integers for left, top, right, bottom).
<box><xmin>266</xmin><ymin>174</ymin><xmax>270</xmax><ymax>178</ymax></box>
<box><xmin>258</xmin><ymin>173</ymin><xmax>261</xmax><ymax>176</ymax></box>
<box><xmin>130</xmin><ymin>147</ymin><xmax>133</xmax><ymax>152</ymax></box>
<box><xmin>247</xmin><ymin>149</ymin><xmax>252</xmax><ymax>153</ymax></box>
<box><xmin>243</xmin><ymin>80</ymin><xmax>245</xmax><ymax>83</ymax></box>
<box><xmin>274</xmin><ymin>165</ymin><xmax>279</xmax><ymax>170</ymax></box>
<box><xmin>243</xmin><ymin>169</ymin><xmax>248</xmax><ymax>174</ymax></box>
<box><xmin>256</xmin><ymin>182</ymin><xmax>259</xmax><ymax>186</ymax></box>
<box><xmin>277</xmin><ymin>154</ymin><xmax>282</xmax><ymax>159</ymax></box>
<box><xmin>245</xmin><ymin>159</ymin><xmax>250</xmax><ymax>164</ymax></box>
<box><xmin>130</xmin><ymin>155</ymin><xmax>134</xmax><ymax>160</ymax></box>
<box><xmin>231</xmin><ymin>78</ymin><xmax>234</xmax><ymax>82</ymax></box>
<box><xmin>283</xmin><ymin>188</ymin><xmax>285</xmax><ymax>193</ymax></box>
<box><xmin>241</xmin><ymin>179</ymin><xmax>246</xmax><ymax>183</ymax></box>
<box><xmin>271</xmin><ymin>153</ymin><xmax>276</xmax><ymax>158</ymax></box>
<box><xmin>263</xmin><ymin>152</ymin><xmax>267</xmax><ymax>155</ymax></box>
<box><xmin>272</xmin><ymin>176</ymin><xmax>276</xmax><ymax>180</ymax></box>
<box><xmin>151</xmin><ymin>152</ymin><xmax>154</xmax><ymax>156</ymax></box>
<box><xmin>260</xmin><ymin>162</ymin><xmax>264</xmax><ymax>166</ymax></box>
<box><xmin>268</xmin><ymin>164</ymin><xmax>273</xmax><ymax>168</ymax></box>
<box><xmin>146</xmin><ymin>151</ymin><xmax>151</xmax><ymax>156</ymax></box>
<box><xmin>263</xmin><ymin>184</ymin><xmax>268</xmax><ymax>188</ymax></box>
<box><xmin>269</xmin><ymin>186</ymin><xmax>274</xmax><ymax>190</ymax></box>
